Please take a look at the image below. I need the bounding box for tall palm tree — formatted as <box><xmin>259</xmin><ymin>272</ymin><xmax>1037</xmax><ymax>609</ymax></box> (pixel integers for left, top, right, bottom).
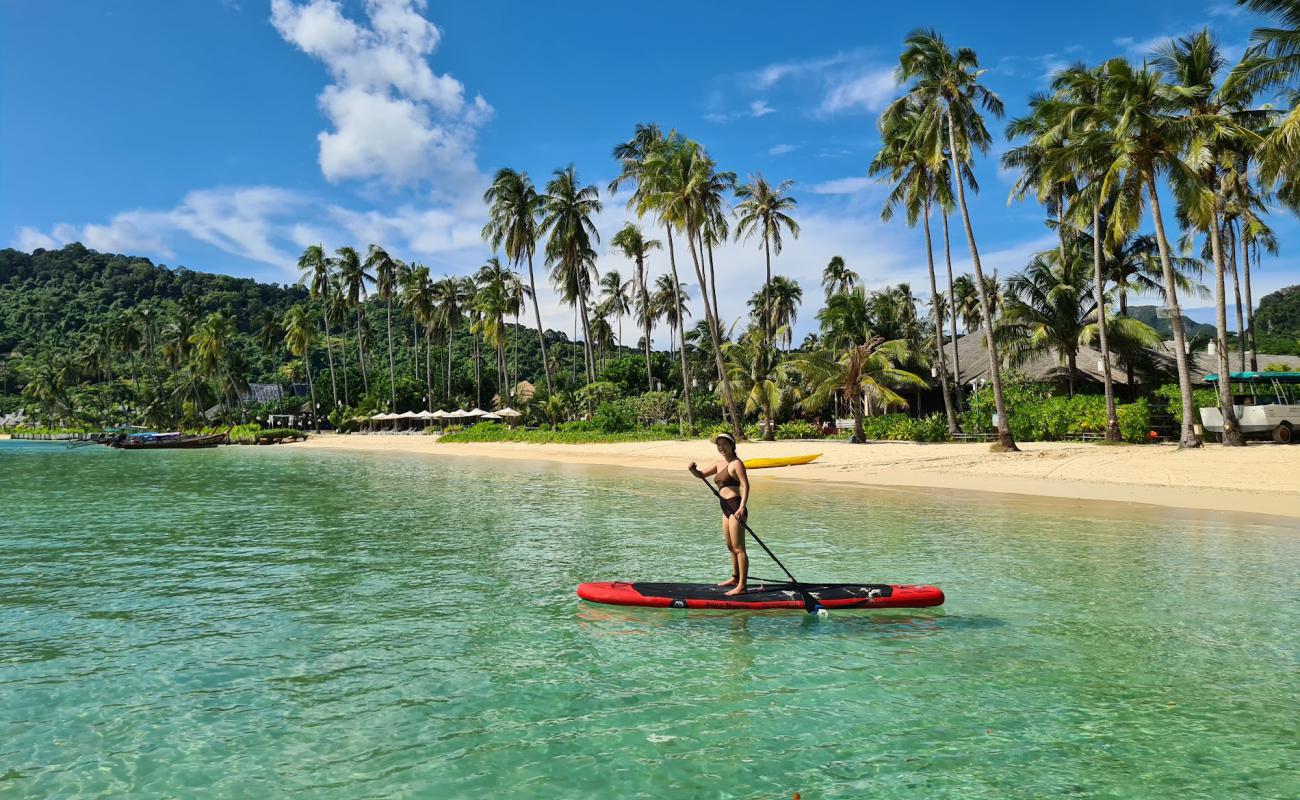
<box><xmin>460</xmin><ymin>276</ymin><xmax>483</xmax><ymax>408</ymax></box>
<box><xmin>334</xmin><ymin>246</ymin><xmax>373</xmax><ymax>395</ymax></box>
<box><xmin>540</xmin><ymin>165</ymin><xmax>601</xmax><ymax>385</ymax></box>
<box><xmin>297</xmin><ymin>244</ymin><xmax>339</xmax><ymax>409</ymax></box>
<box><xmin>621</xmin><ymin>128</ymin><xmax>693</xmax><ymax>430</ymax></box>
<box><xmin>873</xmin><ymin>96</ymin><xmax>960</xmax><ymax>434</ymax></box>
<box><xmin>734</xmin><ymin>173</ymin><xmax>800</xmax><ymax>349</ymax></box>
<box><xmin>366</xmin><ymin>244</ymin><xmax>401</xmax><ymax>410</ymax></box>
<box><xmin>1094</xmin><ymin>57</ymin><xmax>1203</xmax><ymax>448</ymax></box>
<box><xmin>1157</xmin><ymin>30</ymin><xmax>1262</xmax><ymax>446</ymax></box>
<box><xmin>893</xmin><ymin>29</ymin><xmax>1017</xmax><ymax>450</ymax></box>
<box><xmin>483</xmin><ymin>168</ymin><xmax>553</xmax><ymax>396</ymax></box>
<box><xmin>283</xmin><ymin>303</ymin><xmax>319</xmax><ymax>430</ymax></box>
<box><xmin>405</xmin><ymin>265</ymin><xmax>436</xmax><ymax>406</ymax></box>
<box><xmin>645</xmin><ymin>138</ymin><xmax>745</xmax><ymax>438</ymax></box>
<box><xmin>610</xmin><ymin>222</ymin><xmax>662</xmax><ymax>391</ymax></box>
<box><xmin>821</xmin><ymin>255</ymin><xmax>859</xmax><ymax>298</ymax></box>
<box><xmin>475</xmin><ymin>257</ymin><xmax>516</xmax><ymax>404</ymax></box>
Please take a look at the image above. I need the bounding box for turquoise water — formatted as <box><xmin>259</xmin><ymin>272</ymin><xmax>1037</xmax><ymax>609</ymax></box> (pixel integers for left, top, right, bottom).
<box><xmin>1</xmin><ymin>439</ymin><xmax>1297</xmax><ymax>799</ymax></box>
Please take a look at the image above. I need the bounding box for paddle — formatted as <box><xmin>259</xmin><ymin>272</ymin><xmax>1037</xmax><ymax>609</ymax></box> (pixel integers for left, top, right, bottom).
<box><xmin>694</xmin><ymin>473</ymin><xmax>826</xmax><ymax>616</ymax></box>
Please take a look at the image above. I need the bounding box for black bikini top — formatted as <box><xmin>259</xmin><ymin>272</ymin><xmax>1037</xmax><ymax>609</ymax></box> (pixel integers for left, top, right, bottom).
<box><xmin>715</xmin><ymin>461</ymin><xmax>740</xmax><ymax>488</ymax></box>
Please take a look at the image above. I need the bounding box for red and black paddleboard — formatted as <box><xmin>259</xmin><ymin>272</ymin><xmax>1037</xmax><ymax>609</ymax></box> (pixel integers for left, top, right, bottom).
<box><xmin>577</xmin><ymin>581</ymin><xmax>943</xmax><ymax>611</ymax></box>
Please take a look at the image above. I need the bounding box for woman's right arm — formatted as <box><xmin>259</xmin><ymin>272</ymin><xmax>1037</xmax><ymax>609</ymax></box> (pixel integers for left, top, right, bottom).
<box><xmin>689</xmin><ymin>461</ymin><xmax>718</xmax><ymax>478</ymax></box>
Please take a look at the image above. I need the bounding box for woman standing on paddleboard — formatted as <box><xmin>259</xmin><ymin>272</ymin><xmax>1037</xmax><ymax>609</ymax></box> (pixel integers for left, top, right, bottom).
<box><xmin>688</xmin><ymin>432</ymin><xmax>751</xmax><ymax>596</ymax></box>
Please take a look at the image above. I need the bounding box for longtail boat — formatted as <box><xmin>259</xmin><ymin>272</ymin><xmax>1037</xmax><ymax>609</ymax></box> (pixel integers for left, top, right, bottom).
<box><xmin>742</xmin><ymin>453</ymin><xmax>822</xmax><ymax>469</ymax></box>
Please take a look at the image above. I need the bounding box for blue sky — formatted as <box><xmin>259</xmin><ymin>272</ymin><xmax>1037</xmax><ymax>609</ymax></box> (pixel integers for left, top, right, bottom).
<box><xmin>2</xmin><ymin>0</ymin><xmax>1296</xmax><ymax>340</ymax></box>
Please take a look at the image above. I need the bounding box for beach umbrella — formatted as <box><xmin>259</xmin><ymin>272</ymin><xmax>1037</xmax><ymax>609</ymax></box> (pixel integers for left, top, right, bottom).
<box><xmin>448</xmin><ymin>409</ymin><xmax>469</xmax><ymax>418</ymax></box>
<box><xmin>466</xmin><ymin>408</ymin><xmax>488</xmax><ymax>417</ymax></box>
<box><xmin>416</xmin><ymin>410</ymin><xmax>435</xmax><ymax>419</ymax></box>
<box><xmin>431</xmin><ymin>410</ymin><xmax>449</xmax><ymax>418</ymax></box>
<box><xmin>369</xmin><ymin>412</ymin><xmax>389</xmax><ymax>420</ymax></box>
<box><xmin>481</xmin><ymin>412</ymin><xmax>503</xmax><ymax>421</ymax></box>
<box><xmin>398</xmin><ymin>411</ymin><xmax>419</xmax><ymax>419</ymax></box>
<box><xmin>496</xmin><ymin>407</ymin><xmax>522</xmax><ymax>417</ymax></box>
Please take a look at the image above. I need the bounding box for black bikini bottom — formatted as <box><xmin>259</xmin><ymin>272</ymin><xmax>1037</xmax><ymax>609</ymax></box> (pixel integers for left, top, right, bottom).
<box><xmin>719</xmin><ymin>496</ymin><xmax>746</xmax><ymax>519</ymax></box>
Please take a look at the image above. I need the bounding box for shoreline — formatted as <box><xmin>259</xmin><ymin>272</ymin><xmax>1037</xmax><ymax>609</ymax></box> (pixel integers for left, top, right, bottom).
<box><xmin>286</xmin><ymin>435</ymin><xmax>1300</xmax><ymax>522</ymax></box>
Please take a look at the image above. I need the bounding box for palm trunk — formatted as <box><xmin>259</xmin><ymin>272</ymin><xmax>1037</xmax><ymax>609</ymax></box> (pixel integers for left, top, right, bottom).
<box><xmin>473</xmin><ymin>327</ymin><xmax>482</xmax><ymax>408</ymax></box>
<box><xmin>665</xmin><ymin>223</ymin><xmax>694</xmax><ymax>432</ymax></box>
<box><xmin>686</xmin><ymin>219</ymin><xmax>743</xmax><ymax>440</ymax></box>
<box><xmin>1245</xmin><ymin>240</ymin><xmax>1258</xmax><ymax>371</ymax></box>
<box><xmin>305</xmin><ymin>351</ymin><xmax>319</xmax><ymax>432</ymax></box>
<box><xmin>1092</xmin><ymin>203</ymin><xmax>1120</xmax><ymax>442</ymax></box>
<box><xmin>1120</xmin><ymin>289</ymin><xmax>1136</xmax><ymax>399</ymax></box>
<box><xmin>947</xmin><ymin>116</ymin><xmax>1017</xmax><ymax>451</ymax></box>
<box><xmin>425</xmin><ymin>326</ymin><xmax>433</xmax><ymax>410</ymax></box>
<box><xmin>1145</xmin><ymin>174</ymin><xmax>1200</xmax><ymax>449</ymax></box>
<box><xmin>943</xmin><ymin>211</ymin><xmax>961</xmax><ymax>393</ymax></box>
<box><xmin>923</xmin><ymin>202</ymin><xmax>958</xmax><ymax>435</ymax></box>
<box><xmin>849</xmin><ymin>389</ymin><xmax>865</xmax><ymax>444</ymax></box>
<box><xmin>1209</xmin><ymin>202</ymin><xmax>1244</xmax><ymax>446</ymax></box>
<box><xmin>412</xmin><ymin>317</ymin><xmax>420</xmax><ymax>385</ymax></box>
<box><xmin>578</xmin><ymin>295</ymin><xmax>596</xmax><ymax>384</ymax></box>
<box><xmin>763</xmin><ymin>233</ymin><xmax>773</xmax><ymax>348</ymax></box>
<box><xmin>638</xmin><ymin>256</ymin><xmax>653</xmax><ymax>392</ymax></box>
<box><xmin>1226</xmin><ymin>222</ymin><xmax>1245</xmax><ymax>372</ymax></box>
<box><xmin>385</xmin><ymin>297</ymin><xmax>396</xmax><ymax>410</ymax></box>
<box><xmin>446</xmin><ymin>326</ymin><xmax>454</xmax><ymax>404</ymax></box>
<box><xmin>356</xmin><ymin>305</ymin><xmax>369</xmax><ymax>395</ymax></box>
<box><xmin>527</xmin><ymin>252</ymin><xmax>554</xmax><ymax>396</ymax></box>
<box><xmin>706</xmin><ymin>236</ymin><xmax>723</xmax><ymax>344</ymax></box>
<box><xmin>338</xmin><ymin>315</ymin><xmax>351</xmax><ymax>407</ymax></box>
<box><xmin>322</xmin><ymin>307</ymin><xmax>339</xmax><ymax>410</ymax></box>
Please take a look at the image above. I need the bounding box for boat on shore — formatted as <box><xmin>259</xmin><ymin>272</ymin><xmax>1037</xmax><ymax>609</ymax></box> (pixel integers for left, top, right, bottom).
<box><xmin>743</xmin><ymin>453</ymin><xmax>822</xmax><ymax>469</ymax></box>
<box><xmin>109</xmin><ymin>428</ymin><xmax>230</xmax><ymax>450</ymax></box>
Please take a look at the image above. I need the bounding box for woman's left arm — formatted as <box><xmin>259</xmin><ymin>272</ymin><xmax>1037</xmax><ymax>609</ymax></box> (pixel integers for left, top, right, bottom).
<box><xmin>735</xmin><ymin>461</ymin><xmax>750</xmax><ymax>515</ymax></box>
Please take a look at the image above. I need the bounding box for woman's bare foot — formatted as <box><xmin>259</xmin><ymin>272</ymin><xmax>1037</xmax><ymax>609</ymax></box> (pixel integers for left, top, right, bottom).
<box><xmin>718</xmin><ymin>576</ymin><xmax>738</xmax><ymax>587</ymax></box>
<box><xmin>723</xmin><ymin>585</ymin><xmax>747</xmax><ymax>596</ymax></box>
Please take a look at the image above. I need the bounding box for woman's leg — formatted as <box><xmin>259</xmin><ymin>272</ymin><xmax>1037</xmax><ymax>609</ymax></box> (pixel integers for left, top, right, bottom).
<box><xmin>723</xmin><ymin>516</ymin><xmax>748</xmax><ymax>595</ymax></box>
<box><xmin>719</xmin><ymin>518</ymin><xmax>738</xmax><ymax>585</ymax></box>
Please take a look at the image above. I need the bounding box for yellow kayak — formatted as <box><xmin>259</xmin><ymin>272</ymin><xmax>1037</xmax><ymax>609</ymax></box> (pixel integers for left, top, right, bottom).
<box><xmin>743</xmin><ymin>453</ymin><xmax>822</xmax><ymax>469</ymax></box>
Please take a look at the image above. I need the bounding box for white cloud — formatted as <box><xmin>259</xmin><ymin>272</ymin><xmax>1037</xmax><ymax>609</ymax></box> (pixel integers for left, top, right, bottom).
<box><xmin>768</xmin><ymin>143</ymin><xmax>798</xmax><ymax>156</ymax></box>
<box><xmin>809</xmin><ymin>176</ymin><xmax>873</xmax><ymax>195</ymax></box>
<box><xmin>818</xmin><ymin>68</ymin><xmax>896</xmax><ymax>115</ymax></box>
<box><xmin>270</xmin><ymin>0</ymin><xmax>491</xmax><ymax>186</ymax></box>
<box><xmin>1207</xmin><ymin>3</ymin><xmax>1242</xmax><ymax>17</ymax></box>
<box><xmin>749</xmin><ymin>99</ymin><xmax>775</xmax><ymax>117</ymax></box>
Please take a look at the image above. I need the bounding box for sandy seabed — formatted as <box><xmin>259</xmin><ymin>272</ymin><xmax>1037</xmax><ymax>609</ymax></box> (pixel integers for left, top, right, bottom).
<box><xmin>286</xmin><ymin>434</ymin><xmax>1300</xmax><ymax>523</ymax></box>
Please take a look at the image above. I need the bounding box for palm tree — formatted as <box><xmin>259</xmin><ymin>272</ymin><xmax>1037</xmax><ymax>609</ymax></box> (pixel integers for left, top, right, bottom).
<box><xmin>1229</xmin><ymin>0</ymin><xmax>1300</xmax><ymax>209</ymax></box>
<box><xmin>893</xmin><ymin>29</ymin><xmax>1016</xmax><ymax>450</ymax></box>
<box><xmin>598</xmin><ymin>270</ymin><xmax>632</xmax><ymax>353</ymax></box>
<box><xmin>644</xmin><ymin>138</ymin><xmax>745</xmax><ymax>438</ymax></box>
<box><xmin>297</xmin><ymin>244</ymin><xmax>339</xmax><ymax>410</ymax></box>
<box><xmin>406</xmin><ymin>265</ymin><xmax>436</xmax><ymax>406</ymax></box>
<box><xmin>610</xmin><ymin>222</ymin><xmax>662</xmax><ymax>391</ymax></box>
<box><xmin>475</xmin><ymin>257</ymin><xmax>516</xmax><ymax>404</ymax></box>
<box><xmin>540</xmin><ymin>165</ymin><xmax>602</xmax><ymax>385</ymax></box>
<box><xmin>722</xmin><ymin>327</ymin><xmax>785</xmax><ymax>440</ymax></box>
<box><xmin>334</xmin><ymin>246</ymin><xmax>373</xmax><ymax>395</ymax></box>
<box><xmin>872</xmin><ymin>96</ymin><xmax>960</xmax><ymax>434</ymax></box>
<box><xmin>283</xmin><ymin>303</ymin><xmax>319</xmax><ymax>430</ymax></box>
<box><xmin>999</xmin><ymin>248</ymin><xmax>1161</xmax><ymax>396</ymax></box>
<box><xmin>189</xmin><ymin>311</ymin><xmax>238</xmax><ymax>412</ymax></box>
<box><xmin>1156</xmin><ymin>30</ymin><xmax>1263</xmax><ymax>446</ymax></box>
<box><xmin>821</xmin><ymin>255</ymin><xmax>859</xmax><ymax>298</ymax></box>
<box><xmin>366</xmin><ymin>244</ymin><xmax>401</xmax><ymax>410</ymax></box>
<box><xmin>796</xmin><ymin>286</ymin><xmax>928</xmax><ymax>443</ymax></box>
<box><xmin>1095</xmin><ymin>57</ymin><xmax>1203</xmax><ymax>448</ymax></box>
<box><xmin>734</xmin><ymin>174</ymin><xmax>800</xmax><ymax>349</ymax></box>
<box><xmin>748</xmin><ymin>276</ymin><xmax>803</xmax><ymax>352</ymax></box>
<box><xmin>483</xmin><ymin>168</ymin><xmax>553</xmax><ymax>396</ymax></box>
<box><xmin>652</xmin><ymin>273</ymin><xmax>690</xmax><ymax>368</ymax></box>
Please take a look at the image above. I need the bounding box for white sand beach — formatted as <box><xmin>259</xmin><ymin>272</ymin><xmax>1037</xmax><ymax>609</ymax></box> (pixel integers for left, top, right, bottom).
<box><xmin>289</xmin><ymin>435</ymin><xmax>1300</xmax><ymax>521</ymax></box>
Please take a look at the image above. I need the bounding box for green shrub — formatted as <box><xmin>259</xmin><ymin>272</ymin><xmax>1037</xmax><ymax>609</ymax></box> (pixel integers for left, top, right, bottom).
<box><xmin>593</xmin><ymin>399</ymin><xmax>637</xmax><ymax>433</ymax></box>
<box><xmin>632</xmin><ymin>391</ymin><xmax>677</xmax><ymax>427</ymax></box>
<box><xmin>439</xmin><ymin>422</ymin><xmax>682</xmax><ymax>444</ymax></box>
<box><xmin>775</xmin><ymin>420</ymin><xmax>823</xmax><ymax>440</ymax></box>
<box><xmin>743</xmin><ymin>422</ymin><xmax>764</xmax><ymax>440</ymax></box>
<box><xmin>1152</xmin><ymin>383</ymin><xmax>1218</xmax><ymax>424</ymax></box>
<box><xmin>1117</xmin><ymin>398</ymin><xmax>1151</xmax><ymax>443</ymax></box>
